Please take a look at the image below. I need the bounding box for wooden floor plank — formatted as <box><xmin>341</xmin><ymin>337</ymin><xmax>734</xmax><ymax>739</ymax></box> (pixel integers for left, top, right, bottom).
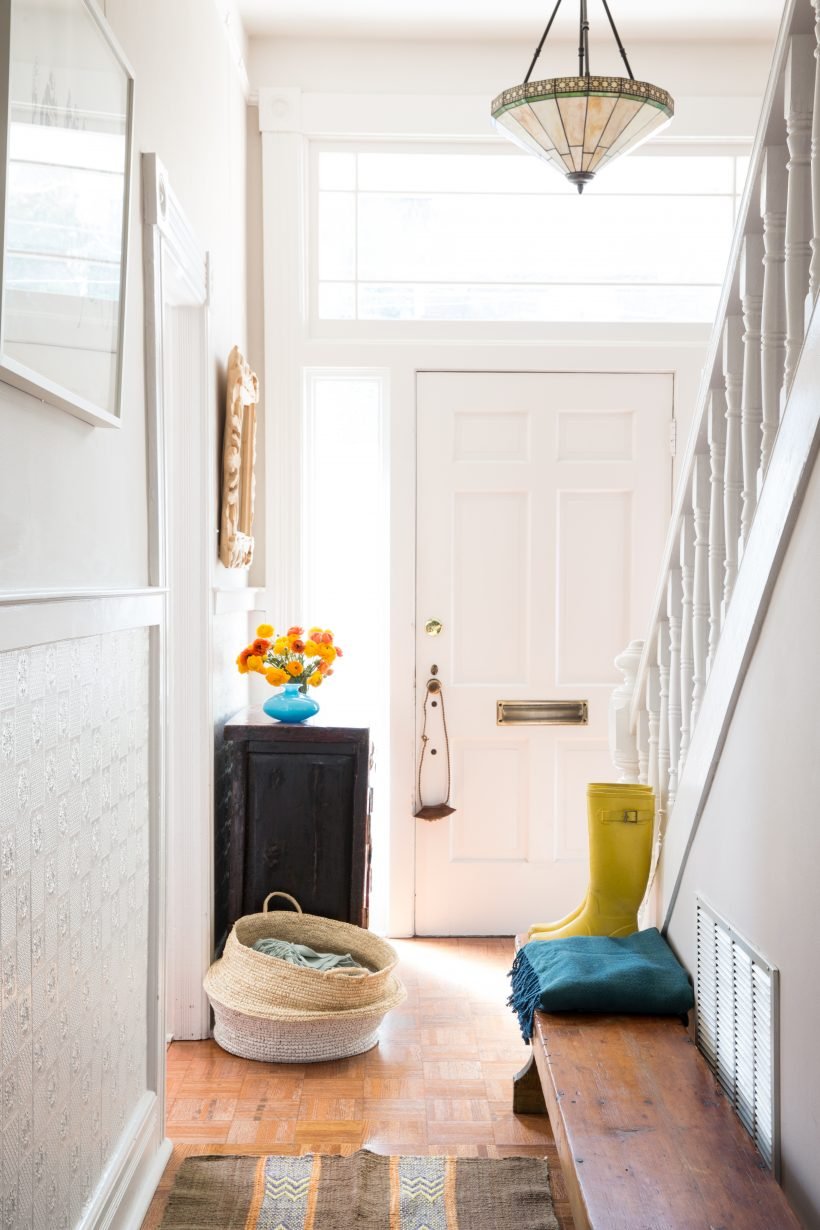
<box><xmin>141</xmin><ymin>937</ymin><xmax>572</xmax><ymax>1230</ymax></box>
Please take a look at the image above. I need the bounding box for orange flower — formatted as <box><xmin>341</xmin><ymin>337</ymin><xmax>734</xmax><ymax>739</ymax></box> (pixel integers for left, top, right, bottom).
<box><xmin>266</xmin><ymin>667</ymin><xmax>288</xmax><ymax>686</ymax></box>
<box><xmin>286</xmin><ymin>661</ymin><xmax>302</xmax><ymax>678</ymax></box>
<box><xmin>252</xmin><ymin>638</ymin><xmax>270</xmax><ymax>655</ymax></box>
<box><xmin>247</xmin><ymin>655</ymin><xmax>263</xmax><ymax>672</ymax></box>
<box><xmin>319</xmin><ymin>631</ymin><xmax>333</xmax><ymax>644</ymax></box>
<box><xmin>318</xmin><ymin>660</ymin><xmax>329</xmax><ymax>675</ymax></box>
<box><xmin>335</xmin><ymin>646</ymin><xmax>343</xmax><ymax>657</ymax></box>
<box><xmin>287</xmin><ymin>626</ymin><xmax>304</xmax><ymax>637</ymax></box>
<box><xmin>308</xmin><ymin>626</ymin><xmax>322</xmax><ymax>639</ymax></box>
<box><xmin>290</xmin><ymin>638</ymin><xmax>306</xmax><ymax>653</ymax></box>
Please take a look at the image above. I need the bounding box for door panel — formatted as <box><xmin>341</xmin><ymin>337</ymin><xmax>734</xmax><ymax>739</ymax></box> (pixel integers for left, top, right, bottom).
<box><xmin>414</xmin><ymin>371</ymin><xmax>672</xmax><ymax>935</ymax></box>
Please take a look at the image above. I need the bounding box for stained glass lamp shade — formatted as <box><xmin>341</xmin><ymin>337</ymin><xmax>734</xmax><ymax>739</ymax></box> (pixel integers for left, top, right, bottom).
<box><xmin>491</xmin><ymin>1</ymin><xmax>674</xmax><ymax>192</ymax></box>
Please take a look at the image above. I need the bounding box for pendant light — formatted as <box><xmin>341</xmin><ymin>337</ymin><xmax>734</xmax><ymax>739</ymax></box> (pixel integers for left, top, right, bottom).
<box><xmin>491</xmin><ymin>0</ymin><xmax>674</xmax><ymax>192</ymax></box>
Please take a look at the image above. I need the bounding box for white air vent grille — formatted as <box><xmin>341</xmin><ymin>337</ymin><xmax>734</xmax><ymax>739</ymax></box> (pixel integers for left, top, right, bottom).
<box><xmin>695</xmin><ymin>896</ymin><xmax>779</xmax><ymax>1174</ymax></box>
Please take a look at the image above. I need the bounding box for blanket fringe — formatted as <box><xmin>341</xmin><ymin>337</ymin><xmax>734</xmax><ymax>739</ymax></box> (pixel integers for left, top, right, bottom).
<box><xmin>507</xmin><ymin>946</ymin><xmax>541</xmax><ymax>1042</ymax></box>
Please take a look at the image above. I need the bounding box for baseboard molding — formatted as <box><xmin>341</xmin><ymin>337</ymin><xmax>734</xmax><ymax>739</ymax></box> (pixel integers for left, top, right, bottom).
<box><xmin>77</xmin><ymin>1092</ymin><xmax>171</xmax><ymax>1230</ymax></box>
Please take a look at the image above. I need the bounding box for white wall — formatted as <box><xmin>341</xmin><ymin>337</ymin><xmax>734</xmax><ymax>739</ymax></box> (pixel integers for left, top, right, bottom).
<box><xmin>0</xmin><ymin>0</ymin><xmax>252</xmax><ymax>1222</ymax></box>
<box><xmin>248</xmin><ymin>36</ymin><xmax>772</xmax><ymax>138</ymax></box>
<box><xmin>0</xmin><ymin>0</ymin><xmax>250</xmax><ymax>593</ymax></box>
<box><xmin>666</xmin><ymin>445</ymin><xmax>820</xmax><ymax>1227</ymax></box>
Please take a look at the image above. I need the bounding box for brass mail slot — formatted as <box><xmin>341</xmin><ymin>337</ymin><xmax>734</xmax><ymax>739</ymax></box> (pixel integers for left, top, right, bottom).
<box><xmin>496</xmin><ymin>699</ymin><xmax>589</xmax><ymax>726</ymax></box>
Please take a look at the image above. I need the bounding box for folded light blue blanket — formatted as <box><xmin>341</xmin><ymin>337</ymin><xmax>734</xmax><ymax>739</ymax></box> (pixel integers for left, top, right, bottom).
<box><xmin>508</xmin><ymin>928</ymin><xmax>694</xmax><ymax>1041</ymax></box>
<box><xmin>252</xmin><ymin>937</ymin><xmax>365</xmax><ymax>972</ymax></box>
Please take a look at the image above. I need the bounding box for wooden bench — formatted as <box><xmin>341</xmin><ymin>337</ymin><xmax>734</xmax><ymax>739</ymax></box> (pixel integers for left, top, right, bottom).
<box><xmin>513</xmin><ymin>1002</ymin><xmax>800</xmax><ymax>1229</ymax></box>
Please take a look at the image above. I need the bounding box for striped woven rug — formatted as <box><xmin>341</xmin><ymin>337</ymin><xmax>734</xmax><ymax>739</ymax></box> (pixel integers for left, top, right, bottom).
<box><xmin>159</xmin><ymin>1149</ymin><xmax>559</xmax><ymax>1229</ymax></box>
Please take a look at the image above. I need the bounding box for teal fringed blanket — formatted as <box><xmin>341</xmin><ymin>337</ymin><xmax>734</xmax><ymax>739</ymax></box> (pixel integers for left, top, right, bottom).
<box><xmin>508</xmin><ymin>928</ymin><xmax>694</xmax><ymax>1041</ymax></box>
<box><xmin>252</xmin><ymin>938</ymin><xmax>365</xmax><ymax>972</ymax></box>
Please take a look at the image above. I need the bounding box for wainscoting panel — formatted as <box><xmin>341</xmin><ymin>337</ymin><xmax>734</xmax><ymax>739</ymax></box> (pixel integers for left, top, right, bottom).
<box><xmin>0</xmin><ymin>627</ymin><xmax>153</xmax><ymax>1229</ymax></box>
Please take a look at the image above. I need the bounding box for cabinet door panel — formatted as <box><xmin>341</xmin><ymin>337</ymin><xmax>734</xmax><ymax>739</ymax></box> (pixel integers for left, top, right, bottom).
<box><xmin>246</xmin><ymin>751</ymin><xmax>355</xmax><ymax>920</ymax></box>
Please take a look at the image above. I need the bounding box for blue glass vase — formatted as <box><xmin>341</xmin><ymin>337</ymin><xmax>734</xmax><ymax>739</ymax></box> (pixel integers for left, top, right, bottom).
<box><xmin>262</xmin><ymin>682</ymin><xmax>320</xmax><ymax>724</ymax></box>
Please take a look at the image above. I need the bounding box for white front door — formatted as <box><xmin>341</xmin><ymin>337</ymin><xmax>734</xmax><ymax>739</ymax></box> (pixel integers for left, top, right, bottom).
<box><xmin>414</xmin><ymin>370</ymin><xmax>672</xmax><ymax>935</ymax></box>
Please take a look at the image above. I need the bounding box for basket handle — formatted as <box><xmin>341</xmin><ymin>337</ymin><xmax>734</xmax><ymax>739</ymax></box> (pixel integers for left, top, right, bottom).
<box><xmin>262</xmin><ymin>891</ymin><xmax>303</xmax><ymax>914</ymax></box>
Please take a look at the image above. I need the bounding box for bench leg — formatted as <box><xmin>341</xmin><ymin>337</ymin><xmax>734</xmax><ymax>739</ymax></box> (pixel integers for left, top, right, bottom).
<box><xmin>512</xmin><ymin>1051</ymin><xmax>548</xmax><ymax>1115</ymax></box>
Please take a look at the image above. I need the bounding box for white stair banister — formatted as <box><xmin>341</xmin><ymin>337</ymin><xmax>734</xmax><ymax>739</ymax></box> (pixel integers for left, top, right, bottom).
<box><xmin>666</xmin><ymin>566</ymin><xmax>683</xmax><ymax>810</ymax></box>
<box><xmin>739</xmin><ymin>230</ymin><xmax>764</xmax><ymax>545</ymax></box>
<box><xmin>707</xmin><ymin>389</ymin><xmax>727</xmax><ymax>675</ymax></box>
<box><xmin>637</xmin><ymin>709</ymin><xmax>649</xmax><ymax>787</ymax></box>
<box><xmin>678</xmin><ymin>512</ymin><xmax>695</xmax><ymax>783</ymax></box>
<box><xmin>722</xmin><ymin>315</ymin><xmax>744</xmax><ymax>619</ymax></box>
<box><xmin>657</xmin><ymin>619</ymin><xmax>670</xmax><ymax>818</ymax></box>
<box><xmin>691</xmin><ymin>454</ymin><xmax>710</xmax><ymax>727</ymax></box>
<box><xmin>811</xmin><ymin>1</ymin><xmax>820</xmax><ymax>300</ymax></box>
<box><xmin>759</xmin><ymin>144</ymin><xmax>788</xmax><ymax>479</ymax></box>
<box><xmin>647</xmin><ymin>658</ymin><xmax>661</xmax><ymax>803</ymax></box>
<box><xmin>612</xmin><ymin>0</ymin><xmax>820</xmax><ymax>928</ymax></box>
<box><xmin>609</xmin><ymin>640</ymin><xmax>644</xmax><ymax>783</ymax></box>
<box><xmin>783</xmin><ymin>33</ymin><xmax>814</xmax><ymax>398</ymax></box>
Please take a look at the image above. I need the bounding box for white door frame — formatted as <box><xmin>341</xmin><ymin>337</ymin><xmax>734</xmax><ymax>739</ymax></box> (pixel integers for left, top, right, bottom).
<box><xmin>257</xmin><ymin>94</ymin><xmax>709</xmax><ymax>936</ymax></box>
<box><xmin>143</xmin><ymin>154</ymin><xmax>214</xmax><ymax>1037</ymax></box>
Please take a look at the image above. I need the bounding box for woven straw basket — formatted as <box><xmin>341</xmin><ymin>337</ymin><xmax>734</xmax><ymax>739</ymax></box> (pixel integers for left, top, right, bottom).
<box><xmin>204</xmin><ymin>892</ymin><xmax>406</xmax><ymax>1063</ymax></box>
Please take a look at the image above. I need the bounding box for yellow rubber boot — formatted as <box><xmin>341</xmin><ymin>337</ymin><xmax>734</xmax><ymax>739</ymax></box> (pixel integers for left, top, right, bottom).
<box><xmin>528</xmin><ymin>783</ymin><xmax>654</xmax><ymax>941</ymax></box>
<box><xmin>528</xmin><ymin>784</ymin><xmax>653</xmax><ymax>935</ymax></box>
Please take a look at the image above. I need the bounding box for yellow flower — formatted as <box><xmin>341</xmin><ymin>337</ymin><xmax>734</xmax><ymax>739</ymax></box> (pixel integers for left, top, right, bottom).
<box><xmin>256</xmin><ymin>623</ymin><xmax>274</xmax><ymax>638</ymax></box>
<box><xmin>266</xmin><ymin>667</ymin><xmax>288</xmax><ymax>686</ymax></box>
<box><xmin>273</xmin><ymin>637</ymin><xmax>289</xmax><ymax>654</ymax></box>
<box><xmin>304</xmin><ymin>640</ymin><xmax>320</xmax><ymax>656</ymax></box>
<box><xmin>247</xmin><ymin>655</ymin><xmax>263</xmax><ymax>672</ymax></box>
<box><xmin>308</xmin><ymin>671</ymin><xmax>323</xmax><ymax>687</ymax></box>
<box><xmin>286</xmin><ymin>661</ymin><xmax>302</xmax><ymax>678</ymax></box>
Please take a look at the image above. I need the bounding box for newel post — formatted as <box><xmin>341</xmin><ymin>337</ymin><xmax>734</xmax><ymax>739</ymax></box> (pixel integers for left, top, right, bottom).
<box><xmin>609</xmin><ymin>640</ymin><xmax>644</xmax><ymax>783</ymax></box>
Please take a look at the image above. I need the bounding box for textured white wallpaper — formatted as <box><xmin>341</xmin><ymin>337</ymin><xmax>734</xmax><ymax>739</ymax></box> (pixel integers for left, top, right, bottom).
<box><xmin>0</xmin><ymin>629</ymin><xmax>151</xmax><ymax>1230</ymax></box>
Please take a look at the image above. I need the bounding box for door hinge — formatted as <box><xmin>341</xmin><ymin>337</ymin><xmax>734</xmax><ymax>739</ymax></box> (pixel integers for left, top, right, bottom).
<box><xmin>669</xmin><ymin>418</ymin><xmax>677</xmax><ymax>457</ymax></box>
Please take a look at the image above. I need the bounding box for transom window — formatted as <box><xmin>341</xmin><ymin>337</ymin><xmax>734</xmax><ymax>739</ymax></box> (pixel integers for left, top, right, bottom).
<box><xmin>314</xmin><ymin>146</ymin><xmax>749</xmax><ymax>324</ymax></box>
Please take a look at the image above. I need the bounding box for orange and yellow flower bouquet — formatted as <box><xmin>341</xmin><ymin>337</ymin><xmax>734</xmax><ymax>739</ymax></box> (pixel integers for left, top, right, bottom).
<box><xmin>236</xmin><ymin>624</ymin><xmax>342</xmax><ymax>693</ymax></box>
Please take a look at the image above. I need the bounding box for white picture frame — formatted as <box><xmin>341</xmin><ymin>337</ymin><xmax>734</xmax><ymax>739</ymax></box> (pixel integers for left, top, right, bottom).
<box><xmin>0</xmin><ymin>0</ymin><xmax>134</xmax><ymax>427</ymax></box>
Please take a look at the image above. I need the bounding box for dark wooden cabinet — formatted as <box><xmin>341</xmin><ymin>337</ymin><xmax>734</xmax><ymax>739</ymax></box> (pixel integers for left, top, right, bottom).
<box><xmin>216</xmin><ymin>707</ymin><xmax>371</xmax><ymax>952</ymax></box>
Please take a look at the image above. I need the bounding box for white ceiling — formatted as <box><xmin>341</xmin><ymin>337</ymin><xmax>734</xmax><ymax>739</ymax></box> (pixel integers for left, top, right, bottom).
<box><xmin>236</xmin><ymin>0</ymin><xmax>783</xmax><ymax>42</ymax></box>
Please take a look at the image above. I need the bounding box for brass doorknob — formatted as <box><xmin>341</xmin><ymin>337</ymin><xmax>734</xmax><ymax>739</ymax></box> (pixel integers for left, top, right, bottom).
<box><xmin>425</xmin><ymin>618</ymin><xmax>443</xmax><ymax>637</ymax></box>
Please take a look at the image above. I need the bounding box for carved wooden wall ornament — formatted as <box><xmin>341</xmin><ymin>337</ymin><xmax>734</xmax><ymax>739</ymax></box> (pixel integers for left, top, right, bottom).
<box><xmin>219</xmin><ymin>345</ymin><xmax>260</xmax><ymax>568</ymax></box>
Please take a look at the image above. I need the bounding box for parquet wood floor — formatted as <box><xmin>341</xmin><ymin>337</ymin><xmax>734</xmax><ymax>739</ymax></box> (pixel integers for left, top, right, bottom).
<box><xmin>142</xmin><ymin>937</ymin><xmax>573</xmax><ymax>1228</ymax></box>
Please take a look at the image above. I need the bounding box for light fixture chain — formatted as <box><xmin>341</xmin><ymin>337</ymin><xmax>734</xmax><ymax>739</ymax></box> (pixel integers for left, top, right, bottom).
<box><xmin>579</xmin><ymin>0</ymin><xmax>590</xmax><ymax>78</ymax></box>
<box><xmin>524</xmin><ymin>0</ymin><xmax>564</xmax><ymax>83</ymax></box>
<box><xmin>600</xmin><ymin>0</ymin><xmax>635</xmax><ymax>80</ymax></box>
